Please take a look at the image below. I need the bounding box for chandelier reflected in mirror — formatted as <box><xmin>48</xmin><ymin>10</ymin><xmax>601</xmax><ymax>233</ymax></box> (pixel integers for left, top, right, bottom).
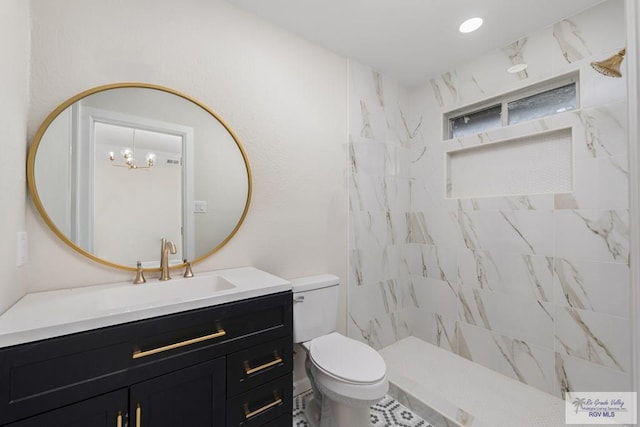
<box><xmin>108</xmin><ymin>128</ymin><xmax>156</xmax><ymax>170</ymax></box>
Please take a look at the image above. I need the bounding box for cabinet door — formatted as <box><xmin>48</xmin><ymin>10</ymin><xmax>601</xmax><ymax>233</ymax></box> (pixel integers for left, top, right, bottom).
<box><xmin>130</xmin><ymin>358</ymin><xmax>225</xmax><ymax>427</ymax></box>
<box><xmin>5</xmin><ymin>389</ymin><xmax>127</xmax><ymax>427</ymax></box>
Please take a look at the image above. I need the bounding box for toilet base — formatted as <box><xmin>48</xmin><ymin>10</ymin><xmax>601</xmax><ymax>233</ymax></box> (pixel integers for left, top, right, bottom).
<box><xmin>330</xmin><ymin>399</ymin><xmax>372</xmax><ymax>426</ymax></box>
<box><xmin>305</xmin><ymin>396</ymin><xmax>372</xmax><ymax>427</ymax></box>
<box><xmin>305</xmin><ymin>397</ymin><xmax>322</xmax><ymax>427</ymax></box>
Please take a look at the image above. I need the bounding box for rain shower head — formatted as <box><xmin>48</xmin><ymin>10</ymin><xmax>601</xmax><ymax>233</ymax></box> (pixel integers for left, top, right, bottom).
<box><xmin>590</xmin><ymin>48</ymin><xmax>626</xmax><ymax>78</ymax></box>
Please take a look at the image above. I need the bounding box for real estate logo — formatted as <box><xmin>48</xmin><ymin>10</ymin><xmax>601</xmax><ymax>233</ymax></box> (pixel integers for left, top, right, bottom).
<box><xmin>565</xmin><ymin>392</ymin><xmax>637</xmax><ymax>425</ymax></box>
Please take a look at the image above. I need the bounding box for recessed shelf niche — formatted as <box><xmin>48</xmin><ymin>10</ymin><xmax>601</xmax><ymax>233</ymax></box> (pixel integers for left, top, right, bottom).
<box><xmin>446</xmin><ymin>128</ymin><xmax>573</xmax><ymax>199</ymax></box>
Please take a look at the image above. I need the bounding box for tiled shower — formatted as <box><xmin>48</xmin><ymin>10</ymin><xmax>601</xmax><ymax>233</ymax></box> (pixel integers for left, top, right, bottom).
<box><xmin>348</xmin><ymin>0</ymin><xmax>631</xmax><ymax>399</ymax></box>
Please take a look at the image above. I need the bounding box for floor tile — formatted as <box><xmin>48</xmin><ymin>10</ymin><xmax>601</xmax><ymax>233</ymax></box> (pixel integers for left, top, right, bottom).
<box><xmin>293</xmin><ymin>390</ymin><xmax>432</xmax><ymax>427</ymax></box>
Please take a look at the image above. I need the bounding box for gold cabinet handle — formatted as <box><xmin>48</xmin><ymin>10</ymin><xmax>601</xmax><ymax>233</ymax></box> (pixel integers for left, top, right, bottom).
<box><xmin>244</xmin><ymin>396</ymin><xmax>282</xmax><ymax>419</ymax></box>
<box><xmin>132</xmin><ymin>329</ymin><xmax>226</xmax><ymax>359</ymax></box>
<box><xmin>244</xmin><ymin>355</ymin><xmax>283</xmax><ymax>375</ymax></box>
<box><xmin>136</xmin><ymin>403</ymin><xmax>141</xmax><ymax>427</ymax></box>
<box><xmin>116</xmin><ymin>411</ymin><xmax>123</xmax><ymax>427</ymax></box>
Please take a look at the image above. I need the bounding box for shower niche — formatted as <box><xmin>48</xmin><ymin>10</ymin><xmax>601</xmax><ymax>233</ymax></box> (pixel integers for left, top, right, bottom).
<box><xmin>446</xmin><ymin>127</ymin><xmax>573</xmax><ymax>199</ymax></box>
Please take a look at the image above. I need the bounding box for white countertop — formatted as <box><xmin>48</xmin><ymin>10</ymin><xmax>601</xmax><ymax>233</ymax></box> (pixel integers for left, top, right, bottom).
<box><xmin>0</xmin><ymin>267</ymin><xmax>291</xmax><ymax>348</ymax></box>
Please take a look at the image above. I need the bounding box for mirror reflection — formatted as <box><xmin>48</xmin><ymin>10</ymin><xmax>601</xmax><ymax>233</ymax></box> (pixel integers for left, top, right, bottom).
<box><xmin>28</xmin><ymin>84</ymin><xmax>251</xmax><ymax>270</ymax></box>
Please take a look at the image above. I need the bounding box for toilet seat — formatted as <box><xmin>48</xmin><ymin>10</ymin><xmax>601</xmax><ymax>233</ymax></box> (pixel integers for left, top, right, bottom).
<box><xmin>308</xmin><ymin>332</ymin><xmax>386</xmax><ymax>385</ymax></box>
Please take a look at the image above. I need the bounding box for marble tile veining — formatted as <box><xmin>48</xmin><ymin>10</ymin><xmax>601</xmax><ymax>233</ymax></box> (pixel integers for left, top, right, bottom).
<box><xmin>459</xmin><ymin>323</ymin><xmax>555</xmax><ymax>394</ymax></box>
<box><xmin>457</xmin><ymin>248</ymin><xmax>553</xmax><ymax>301</ymax></box>
<box><xmin>553</xmin><ymin>19</ymin><xmax>591</xmax><ymax>63</ymax></box>
<box><xmin>410</xmin><ymin>309</ymin><xmax>458</xmax><ymax>353</ymax></box>
<box><xmin>348</xmin><ymin>0</ymin><xmax>629</xmax><ymax>402</ymax></box>
<box><xmin>412</xmin><ymin>276</ymin><xmax>457</xmax><ymax>318</ymax></box>
<box><xmin>457</xmin><ymin>286</ymin><xmax>554</xmax><ymax>349</ymax></box>
<box><xmin>553</xmin><ymin>257</ymin><xmax>630</xmax><ymax>317</ymax></box>
<box><xmin>555</xmin><ymin>306</ymin><xmax>630</xmax><ymax>373</ymax></box>
<box><xmin>555</xmin><ymin>351</ymin><xmax>632</xmax><ymax>398</ymax></box>
<box><xmin>458</xmin><ymin>210</ymin><xmax>554</xmax><ymax>256</ymax></box>
<box><xmin>407</xmin><ymin>244</ymin><xmax>457</xmax><ymax>285</ymax></box>
<box><xmin>554</xmin><ymin>209</ymin><xmax>629</xmax><ymax>264</ymax></box>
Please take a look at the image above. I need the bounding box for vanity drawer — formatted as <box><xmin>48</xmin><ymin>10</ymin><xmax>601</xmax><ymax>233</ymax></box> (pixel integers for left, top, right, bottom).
<box><xmin>227</xmin><ymin>336</ymin><xmax>293</xmax><ymax>397</ymax></box>
<box><xmin>129</xmin><ymin>292</ymin><xmax>291</xmax><ymax>366</ymax></box>
<box><xmin>0</xmin><ymin>291</ymin><xmax>292</xmax><ymax>425</ymax></box>
<box><xmin>226</xmin><ymin>373</ymin><xmax>292</xmax><ymax>427</ymax></box>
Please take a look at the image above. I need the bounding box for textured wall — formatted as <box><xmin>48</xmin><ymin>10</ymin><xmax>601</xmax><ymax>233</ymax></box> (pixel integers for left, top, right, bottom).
<box><xmin>26</xmin><ymin>0</ymin><xmax>349</xmax><ymax>328</ymax></box>
<box><xmin>0</xmin><ymin>1</ymin><xmax>30</xmax><ymax>313</ymax></box>
<box><xmin>349</xmin><ymin>0</ymin><xmax>630</xmax><ymax>397</ymax></box>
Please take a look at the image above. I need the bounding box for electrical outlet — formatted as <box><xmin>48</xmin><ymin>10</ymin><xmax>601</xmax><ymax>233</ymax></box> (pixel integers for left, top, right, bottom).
<box><xmin>16</xmin><ymin>231</ymin><xmax>28</xmax><ymax>266</ymax></box>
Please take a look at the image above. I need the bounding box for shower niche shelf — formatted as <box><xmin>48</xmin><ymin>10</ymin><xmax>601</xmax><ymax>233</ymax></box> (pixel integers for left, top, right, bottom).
<box><xmin>446</xmin><ymin>127</ymin><xmax>573</xmax><ymax>199</ymax></box>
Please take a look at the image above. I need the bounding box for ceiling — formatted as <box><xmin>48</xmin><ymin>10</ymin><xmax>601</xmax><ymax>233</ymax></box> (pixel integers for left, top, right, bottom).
<box><xmin>225</xmin><ymin>0</ymin><xmax>606</xmax><ymax>87</ymax></box>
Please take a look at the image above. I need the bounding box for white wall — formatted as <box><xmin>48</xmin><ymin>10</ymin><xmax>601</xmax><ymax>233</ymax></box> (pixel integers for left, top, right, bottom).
<box><xmin>26</xmin><ymin>0</ymin><xmax>349</xmax><ymax>333</ymax></box>
<box><xmin>0</xmin><ymin>1</ymin><xmax>30</xmax><ymax>313</ymax></box>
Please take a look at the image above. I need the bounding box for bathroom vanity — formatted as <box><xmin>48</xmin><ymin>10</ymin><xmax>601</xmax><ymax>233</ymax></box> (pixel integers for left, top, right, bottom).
<box><xmin>0</xmin><ymin>267</ymin><xmax>293</xmax><ymax>427</ymax></box>
<box><xmin>12</xmin><ymin>83</ymin><xmax>296</xmax><ymax>425</ymax></box>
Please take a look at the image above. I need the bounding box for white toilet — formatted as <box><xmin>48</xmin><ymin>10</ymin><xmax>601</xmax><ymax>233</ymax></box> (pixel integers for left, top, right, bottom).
<box><xmin>292</xmin><ymin>274</ymin><xmax>388</xmax><ymax>427</ymax></box>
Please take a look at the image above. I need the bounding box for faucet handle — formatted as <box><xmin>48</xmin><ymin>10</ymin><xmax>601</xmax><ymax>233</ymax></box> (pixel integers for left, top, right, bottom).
<box><xmin>133</xmin><ymin>261</ymin><xmax>146</xmax><ymax>284</ymax></box>
<box><xmin>183</xmin><ymin>259</ymin><xmax>194</xmax><ymax>278</ymax></box>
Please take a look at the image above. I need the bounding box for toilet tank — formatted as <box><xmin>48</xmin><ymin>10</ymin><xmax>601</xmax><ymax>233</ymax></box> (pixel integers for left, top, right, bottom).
<box><xmin>291</xmin><ymin>274</ymin><xmax>339</xmax><ymax>343</ymax></box>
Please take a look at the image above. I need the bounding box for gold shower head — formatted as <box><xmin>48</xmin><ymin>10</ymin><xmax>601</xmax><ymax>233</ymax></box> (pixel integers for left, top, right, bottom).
<box><xmin>591</xmin><ymin>48</ymin><xmax>626</xmax><ymax>78</ymax></box>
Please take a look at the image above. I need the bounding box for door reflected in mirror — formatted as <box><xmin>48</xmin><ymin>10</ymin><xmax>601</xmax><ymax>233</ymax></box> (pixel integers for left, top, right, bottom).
<box><xmin>94</xmin><ymin>123</ymin><xmax>184</xmax><ymax>266</ymax></box>
<box><xmin>28</xmin><ymin>83</ymin><xmax>252</xmax><ymax>271</ymax></box>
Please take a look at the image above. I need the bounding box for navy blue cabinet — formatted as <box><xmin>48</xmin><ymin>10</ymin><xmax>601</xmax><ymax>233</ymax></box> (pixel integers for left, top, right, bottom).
<box><xmin>4</xmin><ymin>390</ymin><xmax>127</xmax><ymax>427</ymax></box>
<box><xmin>0</xmin><ymin>291</ymin><xmax>292</xmax><ymax>427</ymax></box>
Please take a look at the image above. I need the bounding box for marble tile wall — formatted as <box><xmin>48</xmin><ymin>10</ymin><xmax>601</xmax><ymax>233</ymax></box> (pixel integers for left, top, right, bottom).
<box><xmin>348</xmin><ymin>61</ymin><xmax>415</xmax><ymax>349</ymax></box>
<box><xmin>348</xmin><ymin>0</ymin><xmax>631</xmax><ymax>398</ymax></box>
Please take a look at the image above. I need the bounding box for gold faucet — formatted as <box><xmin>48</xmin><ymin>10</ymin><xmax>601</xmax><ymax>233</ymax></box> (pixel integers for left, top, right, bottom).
<box><xmin>159</xmin><ymin>238</ymin><xmax>177</xmax><ymax>281</ymax></box>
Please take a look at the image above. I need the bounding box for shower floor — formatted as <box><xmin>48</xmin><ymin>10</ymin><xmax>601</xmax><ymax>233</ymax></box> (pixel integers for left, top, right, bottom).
<box><xmin>293</xmin><ymin>389</ymin><xmax>433</xmax><ymax>426</ymax></box>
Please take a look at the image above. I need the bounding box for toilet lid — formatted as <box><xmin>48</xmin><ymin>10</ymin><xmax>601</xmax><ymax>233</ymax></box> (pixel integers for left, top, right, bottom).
<box><xmin>309</xmin><ymin>333</ymin><xmax>386</xmax><ymax>384</ymax></box>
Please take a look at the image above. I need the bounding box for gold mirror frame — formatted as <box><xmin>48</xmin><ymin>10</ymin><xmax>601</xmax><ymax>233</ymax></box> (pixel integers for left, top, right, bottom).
<box><xmin>27</xmin><ymin>83</ymin><xmax>252</xmax><ymax>272</ymax></box>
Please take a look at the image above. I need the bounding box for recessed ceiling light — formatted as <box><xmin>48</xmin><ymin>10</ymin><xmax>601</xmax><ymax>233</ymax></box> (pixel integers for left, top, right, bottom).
<box><xmin>507</xmin><ymin>63</ymin><xmax>528</xmax><ymax>73</ymax></box>
<box><xmin>459</xmin><ymin>17</ymin><xmax>483</xmax><ymax>34</ymax></box>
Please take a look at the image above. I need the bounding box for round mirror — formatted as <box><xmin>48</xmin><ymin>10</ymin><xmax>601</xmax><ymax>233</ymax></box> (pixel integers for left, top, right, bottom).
<box><xmin>27</xmin><ymin>83</ymin><xmax>252</xmax><ymax>271</ymax></box>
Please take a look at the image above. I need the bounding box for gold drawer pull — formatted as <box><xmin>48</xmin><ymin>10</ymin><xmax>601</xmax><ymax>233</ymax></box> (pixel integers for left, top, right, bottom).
<box><xmin>136</xmin><ymin>403</ymin><xmax>141</xmax><ymax>427</ymax></box>
<box><xmin>244</xmin><ymin>396</ymin><xmax>283</xmax><ymax>419</ymax></box>
<box><xmin>244</xmin><ymin>355</ymin><xmax>283</xmax><ymax>375</ymax></box>
<box><xmin>116</xmin><ymin>411</ymin><xmax>123</xmax><ymax>427</ymax></box>
<box><xmin>132</xmin><ymin>329</ymin><xmax>226</xmax><ymax>359</ymax></box>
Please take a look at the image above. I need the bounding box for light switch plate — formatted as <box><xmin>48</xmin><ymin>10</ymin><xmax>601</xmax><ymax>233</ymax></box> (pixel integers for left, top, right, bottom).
<box><xmin>194</xmin><ymin>200</ymin><xmax>207</xmax><ymax>213</ymax></box>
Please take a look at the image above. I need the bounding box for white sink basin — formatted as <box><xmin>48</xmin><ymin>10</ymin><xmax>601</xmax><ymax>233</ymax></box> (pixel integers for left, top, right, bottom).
<box><xmin>97</xmin><ymin>274</ymin><xmax>236</xmax><ymax>313</ymax></box>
